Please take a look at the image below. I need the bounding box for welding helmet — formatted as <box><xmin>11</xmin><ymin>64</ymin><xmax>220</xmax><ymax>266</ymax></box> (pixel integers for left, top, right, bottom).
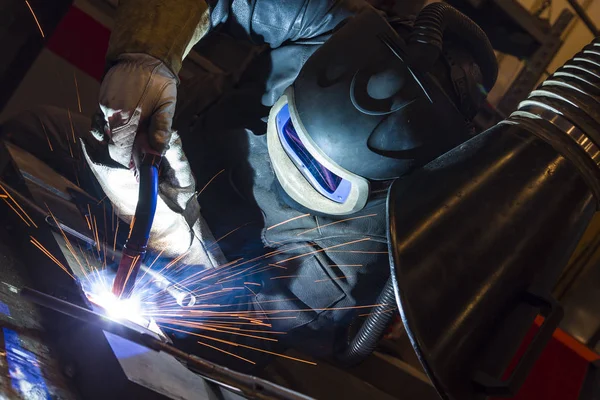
<box><xmin>267</xmin><ymin>8</ymin><xmax>491</xmax><ymax>216</ymax></box>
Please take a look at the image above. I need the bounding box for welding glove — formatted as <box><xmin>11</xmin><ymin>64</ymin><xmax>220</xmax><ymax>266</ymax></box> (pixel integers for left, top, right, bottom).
<box><xmin>80</xmin><ymin>53</ymin><xmax>225</xmax><ymax>269</ymax></box>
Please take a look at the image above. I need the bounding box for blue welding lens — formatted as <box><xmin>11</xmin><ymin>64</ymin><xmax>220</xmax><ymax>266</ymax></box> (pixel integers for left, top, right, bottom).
<box><xmin>276</xmin><ymin>104</ymin><xmax>352</xmax><ymax>203</ymax></box>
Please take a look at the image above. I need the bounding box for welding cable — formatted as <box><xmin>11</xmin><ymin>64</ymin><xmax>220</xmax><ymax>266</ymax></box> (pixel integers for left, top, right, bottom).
<box><xmin>112</xmin><ymin>154</ymin><xmax>160</xmax><ymax>298</ymax></box>
<box><xmin>408</xmin><ymin>2</ymin><xmax>498</xmax><ymax>92</ymax></box>
<box><xmin>337</xmin><ymin>277</ymin><xmax>397</xmax><ymax>365</ymax></box>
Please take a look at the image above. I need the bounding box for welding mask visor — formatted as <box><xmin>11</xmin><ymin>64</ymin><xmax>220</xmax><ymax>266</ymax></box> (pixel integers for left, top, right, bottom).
<box><xmin>267</xmin><ymin>88</ymin><xmax>370</xmax><ymax>215</ymax></box>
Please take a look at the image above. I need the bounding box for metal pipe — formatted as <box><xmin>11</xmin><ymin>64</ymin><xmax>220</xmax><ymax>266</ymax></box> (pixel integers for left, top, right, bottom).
<box><xmin>138</xmin><ymin>265</ymin><xmax>196</xmax><ymax>307</ymax></box>
<box><xmin>567</xmin><ymin>0</ymin><xmax>599</xmax><ymax>36</ymax></box>
<box><xmin>20</xmin><ymin>287</ymin><xmax>312</xmax><ymax>400</ymax></box>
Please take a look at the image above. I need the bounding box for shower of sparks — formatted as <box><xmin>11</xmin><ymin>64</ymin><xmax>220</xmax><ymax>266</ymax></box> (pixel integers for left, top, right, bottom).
<box><xmin>14</xmin><ymin>197</ymin><xmax>389</xmax><ymax>369</ymax></box>
<box><xmin>267</xmin><ymin>213</ymin><xmax>310</xmax><ymax>230</ymax></box>
<box><xmin>25</xmin><ymin>0</ymin><xmax>45</xmax><ymax>38</ymax></box>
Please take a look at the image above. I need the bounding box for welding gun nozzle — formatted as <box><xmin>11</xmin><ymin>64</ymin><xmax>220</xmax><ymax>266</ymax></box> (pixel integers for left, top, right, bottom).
<box><xmin>112</xmin><ymin>246</ymin><xmax>146</xmax><ymax>298</ymax></box>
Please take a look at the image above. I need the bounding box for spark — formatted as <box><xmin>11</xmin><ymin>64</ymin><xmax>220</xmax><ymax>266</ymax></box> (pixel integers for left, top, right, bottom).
<box><xmin>30</xmin><ymin>236</ymin><xmax>75</xmax><ymax>279</ymax></box>
<box><xmin>209</xmin><ymin>223</ymin><xmax>251</xmax><ymax>249</ymax></box>
<box><xmin>113</xmin><ymin>220</ymin><xmax>119</xmax><ymax>255</ymax></box>
<box><xmin>267</xmin><ymin>213</ymin><xmax>310</xmax><ymax>231</ymax></box>
<box><xmin>158</xmin><ymin>319</ymin><xmax>284</xmax><ymax>335</ymax></box>
<box><xmin>196</xmin><ymin>340</ymin><xmax>255</xmax><ymax>365</ymax></box>
<box><xmin>40</xmin><ymin>122</ymin><xmax>53</xmax><ymax>151</ymax></box>
<box><xmin>358</xmin><ymin>307</ymin><xmax>397</xmax><ymax>317</ymax></box>
<box><xmin>163</xmin><ymin>251</ymin><xmax>190</xmax><ymax>269</ymax></box>
<box><xmin>120</xmin><ymin>254</ymin><xmax>141</xmax><ymax>298</ymax></box>
<box><xmin>266</xmin><ymin>264</ymin><xmax>287</xmax><ymax>269</ymax></box>
<box><xmin>0</xmin><ymin>194</ymin><xmax>6</xmax><ymax>198</ymax></box>
<box><xmin>216</xmin><ymin>265</ymin><xmax>281</xmax><ymax>284</ymax></box>
<box><xmin>197</xmin><ymin>169</ymin><xmax>225</xmax><ymax>196</ymax></box>
<box><xmin>270</xmin><ymin>275</ymin><xmax>307</xmax><ymax>280</ymax></box>
<box><xmin>134</xmin><ymin>249</ymin><xmax>166</xmax><ymax>288</ymax></box>
<box><xmin>93</xmin><ymin>215</ymin><xmax>101</xmax><ymax>252</ymax></box>
<box><xmin>67</xmin><ymin>108</ymin><xmax>76</xmax><ymax>143</ymax></box>
<box><xmin>213</xmin><ymin>263</ymin><xmax>263</xmax><ymax>284</ymax></box>
<box><xmin>96</xmin><ymin>195</ymin><xmax>108</xmax><ymax>205</ymax></box>
<box><xmin>162</xmin><ymin>325</ymin><xmax>278</xmax><ymax>342</ymax></box>
<box><xmin>46</xmin><ymin>206</ymin><xmax>86</xmax><ymax>274</ymax></box>
<box><xmin>327</xmin><ymin>250</ymin><xmax>388</xmax><ymax>254</ymax></box>
<box><xmin>2</xmin><ymin>198</ymin><xmax>30</xmax><ymax>227</ymax></box>
<box><xmin>194</xmin><ymin>334</ymin><xmax>317</xmax><ymax>365</ymax></box>
<box><xmin>0</xmin><ymin>184</ymin><xmax>37</xmax><ymax>227</ymax></box>
<box><xmin>296</xmin><ymin>213</ymin><xmax>377</xmax><ymax>236</ymax></box>
<box><xmin>183</xmin><ymin>303</ymin><xmax>387</xmax><ymax>315</ymax></box>
<box><xmin>73</xmin><ymin>73</ymin><xmax>82</xmax><ymax>113</ymax></box>
<box><xmin>127</xmin><ymin>216</ymin><xmax>136</xmax><ymax>240</ymax></box>
<box><xmin>315</xmin><ymin>276</ymin><xmax>347</xmax><ymax>283</ymax></box>
<box><xmin>73</xmin><ymin>166</ymin><xmax>81</xmax><ymax>187</ymax></box>
<box><xmin>67</xmin><ymin>141</ymin><xmax>74</xmax><ymax>158</ymax></box>
<box><xmin>328</xmin><ymin>264</ymin><xmax>363</xmax><ymax>268</ymax></box>
<box><xmin>243</xmin><ymin>282</ymin><xmax>261</xmax><ymax>286</ymax></box>
<box><xmin>25</xmin><ymin>0</ymin><xmax>45</xmax><ymax>38</ymax></box>
<box><xmin>276</xmin><ymin>237</ymin><xmax>371</xmax><ymax>264</ymax></box>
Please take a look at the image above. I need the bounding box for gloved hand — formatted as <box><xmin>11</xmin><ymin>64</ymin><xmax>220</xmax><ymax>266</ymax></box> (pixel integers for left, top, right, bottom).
<box><xmin>81</xmin><ymin>53</ymin><xmax>225</xmax><ymax>269</ymax></box>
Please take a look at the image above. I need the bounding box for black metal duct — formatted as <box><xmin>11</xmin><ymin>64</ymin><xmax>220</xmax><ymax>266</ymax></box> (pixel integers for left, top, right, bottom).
<box><xmin>388</xmin><ymin>37</ymin><xmax>600</xmax><ymax>399</ymax></box>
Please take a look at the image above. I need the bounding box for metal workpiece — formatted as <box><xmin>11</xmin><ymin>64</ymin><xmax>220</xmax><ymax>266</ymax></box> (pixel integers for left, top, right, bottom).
<box><xmin>139</xmin><ymin>265</ymin><xmax>196</xmax><ymax>307</ymax></box>
<box><xmin>388</xmin><ymin>124</ymin><xmax>594</xmax><ymax>400</ymax></box>
<box><xmin>21</xmin><ymin>287</ymin><xmax>311</xmax><ymax>400</ymax></box>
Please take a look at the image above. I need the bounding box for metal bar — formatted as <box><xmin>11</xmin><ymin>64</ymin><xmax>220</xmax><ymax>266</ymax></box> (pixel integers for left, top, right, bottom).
<box><xmin>497</xmin><ymin>9</ymin><xmax>574</xmax><ymax>116</ymax></box>
<box><xmin>21</xmin><ymin>287</ymin><xmax>313</xmax><ymax>400</ymax></box>
<box><xmin>567</xmin><ymin>0</ymin><xmax>599</xmax><ymax>36</ymax></box>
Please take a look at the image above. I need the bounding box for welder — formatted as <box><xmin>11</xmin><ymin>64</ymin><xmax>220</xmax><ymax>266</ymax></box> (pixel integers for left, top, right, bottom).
<box><xmin>1</xmin><ymin>1</ymin><xmax>497</xmax><ymax>368</ymax></box>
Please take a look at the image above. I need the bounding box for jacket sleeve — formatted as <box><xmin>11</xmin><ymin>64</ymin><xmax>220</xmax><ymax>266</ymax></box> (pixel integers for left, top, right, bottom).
<box><xmin>216</xmin><ymin>0</ymin><xmax>370</xmax><ymax>47</ymax></box>
<box><xmin>107</xmin><ymin>0</ymin><xmax>369</xmax><ymax>75</ymax></box>
<box><xmin>106</xmin><ymin>0</ymin><xmax>210</xmax><ymax>75</ymax></box>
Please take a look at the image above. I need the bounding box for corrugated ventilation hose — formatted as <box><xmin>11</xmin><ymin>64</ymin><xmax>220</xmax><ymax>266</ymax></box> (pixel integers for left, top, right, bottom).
<box><xmin>408</xmin><ymin>2</ymin><xmax>498</xmax><ymax>91</ymax></box>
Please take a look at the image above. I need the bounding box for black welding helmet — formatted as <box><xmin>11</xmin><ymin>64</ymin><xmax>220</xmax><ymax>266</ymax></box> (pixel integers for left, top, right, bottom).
<box><xmin>267</xmin><ymin>7</ymin><xmax>496</xmax><ymax>215</ymax></box>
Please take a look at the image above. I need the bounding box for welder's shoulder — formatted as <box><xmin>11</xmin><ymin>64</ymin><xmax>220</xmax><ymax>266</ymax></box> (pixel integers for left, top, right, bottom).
<box><xmin>219</xmin><ymin>0</ymin><xmax>370</xmax><ymax>46</ymax></box>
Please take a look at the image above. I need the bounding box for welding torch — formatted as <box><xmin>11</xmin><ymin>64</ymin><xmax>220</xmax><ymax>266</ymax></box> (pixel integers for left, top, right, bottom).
<box><xmin>112</xmin><ymin>153</ymin><xmax>160</xmax><ymax>298</ymax></box>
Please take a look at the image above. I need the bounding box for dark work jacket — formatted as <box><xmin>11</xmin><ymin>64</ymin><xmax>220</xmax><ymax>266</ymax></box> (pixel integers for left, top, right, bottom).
<box><xmin>176</xmin><ymin>3</ymin><xmax>401</xmax><ymax>359</ymax></box>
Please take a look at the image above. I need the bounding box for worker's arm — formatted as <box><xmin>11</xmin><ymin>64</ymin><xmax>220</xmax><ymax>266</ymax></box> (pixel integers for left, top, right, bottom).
<box><xmin>106</xmin><ymin>0</ymin><xmax>210</xmax><ymax>75</ymax></box>
<box><xmin>84</xmin><ymin>0</ymin><xmax>369</xmax><ymax>268</ymax></box>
